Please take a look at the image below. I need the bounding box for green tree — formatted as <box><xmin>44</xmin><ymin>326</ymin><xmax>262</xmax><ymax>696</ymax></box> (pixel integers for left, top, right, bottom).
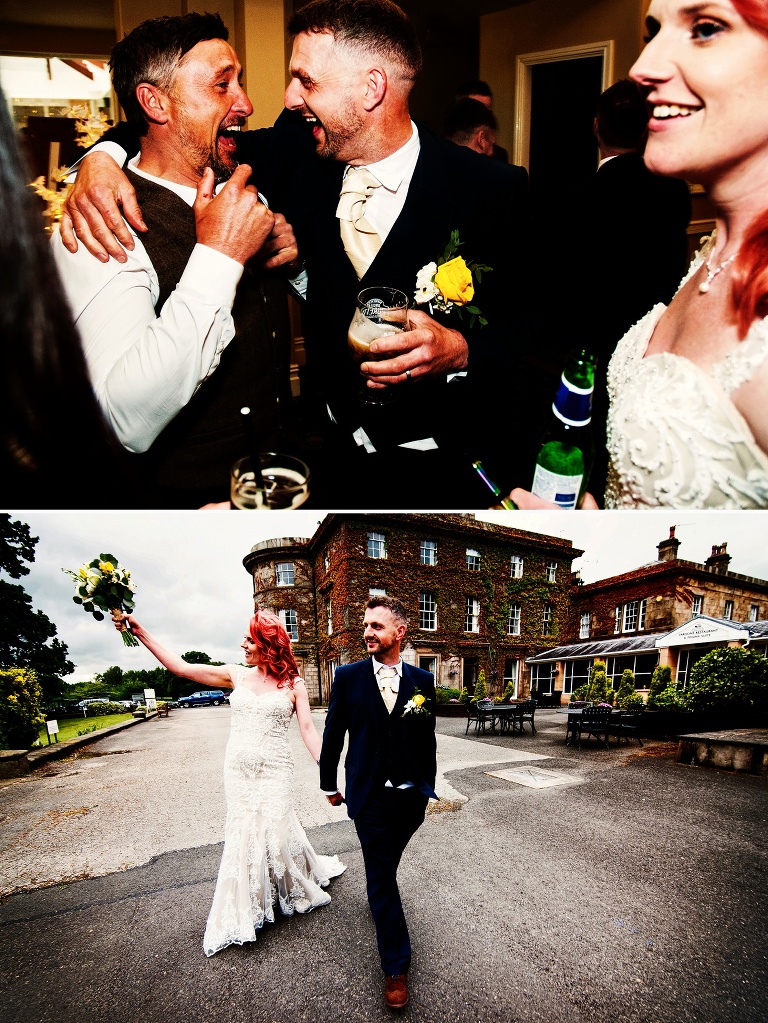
<box><xmin>496</xmin><ymin>680</ymin><xmax>515</xmax><ymax>704</ymax></box>
<box><xmin>0</xmin><ymin>515</ymin><xmax>37</xmax><ymax>578</ymax></box>
<box><xmin>615</xmin><ymin>669</ymin><xmax>643</xmax><ymax>709</ymax></box>
<box><xmin>0</xmin><ymin>515</ymin><xmax>74</xmax><ymax>703</ymax></box>
<box><xmin>586</xmin><ymin>660</ymin><xmax>614</xmax><ymax>705</ymax></box>
<box><xmin>181</xmin><ymin>651</ymin><xmax>216</xmax><ymax>664</ymax></box>
<box><xmin>92</xmin><ymin>664</ymin><xmax>124</xmax><ymax>698</ymax></box>
<box><xmin>685</xmin><ymin>646</ymin><xmax>768</xmax><ymax>716</ymax></box>
<box><xmin>647</xmin><ymin>664</ymin><xmax>673</xmax><ymax>708</ymax></box>
<box><xmin>471</xmin><ymin>669</ymin><xmax>489</xmax><ymax>703</ymax></box>
<box><xmin>0</xmin><ymin>667</ymin><xmax>44</xmax><ymax>750</ymax></box>
<box><xmin>124</xmin><ymin>665</ymin><xmax>176</xmax><ymax>697</ymax></box>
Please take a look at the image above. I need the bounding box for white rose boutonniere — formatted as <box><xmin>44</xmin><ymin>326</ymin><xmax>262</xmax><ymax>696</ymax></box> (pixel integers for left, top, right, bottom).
<box><xmin>414</xmin><ymin>230</ymin><xmax>492</xmax><ymax>328</ymax></box>
<box><xmin>402</xmin><ymin>689</ymin><xmax>431</xmax><ymax>717</ymax></box>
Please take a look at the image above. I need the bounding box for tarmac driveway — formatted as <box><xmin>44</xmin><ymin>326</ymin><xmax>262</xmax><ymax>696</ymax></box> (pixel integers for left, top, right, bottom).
<box><xmin>1</xmin><ymin>708</ymin><xmax>766</xmax><ymax>1023</ymax></box>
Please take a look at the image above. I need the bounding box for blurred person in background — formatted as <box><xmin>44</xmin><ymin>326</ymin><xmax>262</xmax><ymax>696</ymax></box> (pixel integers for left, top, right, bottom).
<box><xmin>444</xmin><ymin>97</ymin><xmax>499</xmax><ymax>157</ymax></box>
<box><xmin>455</xmin><ymin>79</ymin><xmax>509</xmax><ymax>162</ymax></box>
<box><xmin>0</xmin><ymin>83</ymin><xmax>130</xmax><ymax>508</ymax></box>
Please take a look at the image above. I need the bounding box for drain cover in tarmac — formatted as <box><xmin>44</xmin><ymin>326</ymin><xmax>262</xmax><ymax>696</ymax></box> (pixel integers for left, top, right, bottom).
<box><xmin>486</xmin><ymin>766</ymin><xmax>580</xmax><ymax>788</ymax></box>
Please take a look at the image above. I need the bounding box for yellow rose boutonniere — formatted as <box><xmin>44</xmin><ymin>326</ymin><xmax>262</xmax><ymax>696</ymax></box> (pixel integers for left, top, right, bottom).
<box><xmin>402</xmin><ymin>689</ymin><xmax>431</xmax><ymax>717</ymax></box>
<box><xmin>414</xmin><ymin>230</ymin><xmax>491</xmax><ymax>327</ymax></box>
<box><xmin>434</xmin><ymin>256</ymin><xmax>474</xmax><ymax>304</ymax></box>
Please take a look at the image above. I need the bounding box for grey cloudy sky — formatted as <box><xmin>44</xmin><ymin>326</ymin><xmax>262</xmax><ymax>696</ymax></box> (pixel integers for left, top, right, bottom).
<box><xmin>7</xmin><ymin>509</ymin><xmax>768</xmax><ymax>684</ymax></box>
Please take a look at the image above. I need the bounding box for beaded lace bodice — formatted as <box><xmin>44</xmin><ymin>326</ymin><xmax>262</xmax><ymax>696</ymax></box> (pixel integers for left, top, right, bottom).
<box><xmin>605</xmin><ymin>253</ymin><xmax>768</xmax><ymax>509</ymax></box>
<box><xmin>223</xmin><ymin>683</ymin><xmax>295</xmax><ymax>806</ymax></box>
<box><xmin>202</xmin><ymin>668</ymin><xmax>345</xmax><ymax>957</ymax></box>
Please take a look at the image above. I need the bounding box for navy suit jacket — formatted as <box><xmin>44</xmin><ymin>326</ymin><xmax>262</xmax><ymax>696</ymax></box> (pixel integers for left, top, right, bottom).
<box><xmin>319</xmin><ymin>658</ymin><xmax>437</xmax><ymax>820</ymax></box>
<box><xmin>235</xmin><ymin>115</ymin><xmax>536</xmax><ymax>491</ymax></box>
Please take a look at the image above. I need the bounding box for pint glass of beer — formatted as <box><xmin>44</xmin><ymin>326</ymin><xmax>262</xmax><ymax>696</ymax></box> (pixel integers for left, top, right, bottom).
<box><xmin>347</xmin><ymin>287</ymin><xmax>409</xmax><ymax>405</ymax></box>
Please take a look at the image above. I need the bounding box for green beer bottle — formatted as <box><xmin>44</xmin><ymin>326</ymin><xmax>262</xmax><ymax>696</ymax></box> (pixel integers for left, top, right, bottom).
<box><xmin>531</xmin><ymin>350</ymin><xmax>596</xmax><ymax>510</ymax></box>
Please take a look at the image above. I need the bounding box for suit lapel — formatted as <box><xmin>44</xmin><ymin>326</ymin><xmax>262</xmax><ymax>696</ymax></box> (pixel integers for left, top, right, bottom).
<box><xmin>394</xmin><ymin>663</ymin><xmax>417</xmax><ymax>715</ymax></box>
<box><xmin>360</xmin><ymin>128</ymin><xmax>459</xmax><ymax>291</ymax></box>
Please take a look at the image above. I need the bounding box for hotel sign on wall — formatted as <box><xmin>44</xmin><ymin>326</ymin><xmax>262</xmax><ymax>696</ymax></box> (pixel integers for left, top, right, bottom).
<box><xmin>657</xmin><ymin>617</ymin><xmax>748</xmax><ymax>648</ymax></box>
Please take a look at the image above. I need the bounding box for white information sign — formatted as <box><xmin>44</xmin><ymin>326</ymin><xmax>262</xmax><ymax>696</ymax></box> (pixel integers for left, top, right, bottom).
<box><xmin>144</xmin><ymin>688</ymin><xmax>157</xmax><ymax>711</ymax></box>
<box><xmin>46</xmin><ymin>720</ymin><xmax>59</xmax><ymax>735</ymax></box>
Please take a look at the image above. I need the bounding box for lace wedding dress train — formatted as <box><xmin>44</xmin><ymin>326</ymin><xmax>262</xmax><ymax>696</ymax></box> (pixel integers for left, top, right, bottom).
<box><xmin>203</xmin><ymin>674</ymin><xmax>345</xmax><ymax>956</ymax></box>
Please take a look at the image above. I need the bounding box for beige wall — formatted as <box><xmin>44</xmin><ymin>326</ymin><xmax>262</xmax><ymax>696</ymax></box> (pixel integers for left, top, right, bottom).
<box><xmin>479</xmin><ymin>0</ymin><xmax>645</xmax><ymax>159</ymax></box>
<box><xmin>113</xmin><ymin>0</ymin><xmax>285</xmax><ymax>127</ymax></box>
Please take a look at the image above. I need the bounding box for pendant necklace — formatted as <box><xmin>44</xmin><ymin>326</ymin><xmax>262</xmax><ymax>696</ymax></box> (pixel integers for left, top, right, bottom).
<box><xmin>699</xmin><ymin>252</ymin><xmax>736</xmax><ymax>294</ymax></box>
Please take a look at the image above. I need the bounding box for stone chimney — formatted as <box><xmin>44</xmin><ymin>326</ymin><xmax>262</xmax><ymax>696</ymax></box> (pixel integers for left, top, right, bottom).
<box><xmin>705</xmin><ymin>542</ymin><xmax>731</xmax><ymax>575</ymax></box>
<box><xmin>657</xmin><ymin>525</ymin><xmax>681</xmax><ymax>563</ymax></box>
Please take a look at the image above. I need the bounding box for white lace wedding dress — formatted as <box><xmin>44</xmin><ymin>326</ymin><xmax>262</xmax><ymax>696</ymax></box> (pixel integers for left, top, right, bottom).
<box><xmin>203</xmin><ymin>671</ymin><xmax>346</xmax><ymax>957</ymax></box>
<box><xmin>605</xmin><ymin>252</ymin><xmax>768</xmax><ymax>508</ymax></box>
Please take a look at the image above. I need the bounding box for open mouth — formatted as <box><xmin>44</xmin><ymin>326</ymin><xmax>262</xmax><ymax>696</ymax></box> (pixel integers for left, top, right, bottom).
<box><xmin>217</xmin><ymin>124</ymin><xmax>242</xmax><ymax>153</ymax></box>
<box><xmin>303</xmin><ymin>113</ymin><xmax>324</xmax><ymax>137</ymax></box>
<box><xmin>651</xmin><ymin>103</ymin><xmax>700</xmax><ymax>120</ymax></box>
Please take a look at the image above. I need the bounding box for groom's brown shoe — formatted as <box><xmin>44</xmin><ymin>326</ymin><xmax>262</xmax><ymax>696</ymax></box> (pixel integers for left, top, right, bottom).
<box><xmin>384</xmin><ymin>974</ymin><xmax>409</xmax><ymax>1010</ymax></box>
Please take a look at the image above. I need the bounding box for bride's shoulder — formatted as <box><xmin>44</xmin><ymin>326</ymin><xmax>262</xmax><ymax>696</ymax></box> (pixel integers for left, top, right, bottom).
<box><xmin>230</xmin><ymin>664</ymin><xmax>257</xmax><ymax>688</ymax></box>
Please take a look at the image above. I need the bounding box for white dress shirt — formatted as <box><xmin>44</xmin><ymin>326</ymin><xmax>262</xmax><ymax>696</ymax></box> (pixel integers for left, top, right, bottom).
<box><xmin>53</xmin><ymin>155</ymin><xmax>244</xmax><ymax>453</ymax></box>
<box><xmin>371</xmin><ymin>657</ymin><xmax>403</xmax><ymax>688</ymax></box>
<box><xmin>339</xmin><ymin>121</ymin><xmax>420</xmax><ymax>242</ymax></box>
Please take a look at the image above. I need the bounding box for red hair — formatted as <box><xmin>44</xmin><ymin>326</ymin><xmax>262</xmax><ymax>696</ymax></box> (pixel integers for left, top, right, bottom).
<box><xmin>248</xmin><ymin>610</ymin><xmax>300</xmax><ymax>688</ymax></box>
<box><xmin>729</xmin><ymin>0</ymin><xmax>768</xmax><ymax>337</ymax></box>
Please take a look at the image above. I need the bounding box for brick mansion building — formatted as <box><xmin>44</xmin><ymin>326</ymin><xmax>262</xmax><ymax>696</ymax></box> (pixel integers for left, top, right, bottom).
<box><xmin>241</xmin><ymin>517</ymin><xmax>768</xmax><ymax>706</ymax></box>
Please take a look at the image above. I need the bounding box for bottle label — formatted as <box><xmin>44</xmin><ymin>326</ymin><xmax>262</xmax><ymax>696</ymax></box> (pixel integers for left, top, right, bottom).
<box><xmin>552</xmin><ymin>374</ymin><xmax>593</xmax><ymax>427</ymax></box>
<box><xmin>531</xmin><ymin>464</ymin><xmax>583</xmax><ymax>510</ymax></box>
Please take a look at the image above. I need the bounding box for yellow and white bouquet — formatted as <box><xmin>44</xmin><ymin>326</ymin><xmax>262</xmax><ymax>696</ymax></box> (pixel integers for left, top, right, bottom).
<box><xmin>414</xmin><ymin>230</ymin><xmax>491</xmax><ymax>328</ymax></box>
<box><xmin>63</xmin><ymin>554</ymin><xmax>138</xmax><ymax>646</ymax></box>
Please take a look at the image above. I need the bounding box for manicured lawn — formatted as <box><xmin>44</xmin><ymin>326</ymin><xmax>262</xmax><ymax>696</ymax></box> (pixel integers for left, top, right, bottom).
<box><xmin>37</xmin><ymin>713</ymin><xmax>134</xmax><ymax>746</ymax></box>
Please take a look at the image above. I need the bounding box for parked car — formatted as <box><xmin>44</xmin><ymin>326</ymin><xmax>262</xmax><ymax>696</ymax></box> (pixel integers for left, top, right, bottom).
<box><xmin>77</xmin><ymin>698</ymin><xmax>110</xmax><ymax>708</ymax></box>
<box><xmin>178</xmin><ymin>690</ymin><xmax>229</xmax><ymax>708</ymax></box>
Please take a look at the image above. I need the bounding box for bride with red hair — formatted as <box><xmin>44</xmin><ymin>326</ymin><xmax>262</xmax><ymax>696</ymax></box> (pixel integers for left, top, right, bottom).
<box><xmin>112</xmin><ymin>607</ymin><xmax>345</xmax><ymax>956</ymax></box>
<box><xmin>604</xmin><ymin>0</ymin><xmax>768</xmax><ymax>507</ymax></box>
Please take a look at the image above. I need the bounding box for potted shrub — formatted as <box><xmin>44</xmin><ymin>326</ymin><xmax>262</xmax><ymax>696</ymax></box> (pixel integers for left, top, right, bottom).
<box><xmin>615</xmin><ymin>669</ymin><xmax>644</xmax><ymax>710</ymax></box>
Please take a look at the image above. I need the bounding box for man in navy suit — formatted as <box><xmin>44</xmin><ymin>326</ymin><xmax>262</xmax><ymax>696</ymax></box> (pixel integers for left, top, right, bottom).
<box><xmin>320</xmin><ymin>596</ymin><xmax>436</xmax><ymax>1010</ymax></box>
<box><xmin>275</xmin><ymin>0</ymin><xmax>533</xmax><ymax>507</ymax></box>
<box><xmin>61</xmin><ymin>0</ymin><xmax>536</xmax><ymax>508</ymax></box>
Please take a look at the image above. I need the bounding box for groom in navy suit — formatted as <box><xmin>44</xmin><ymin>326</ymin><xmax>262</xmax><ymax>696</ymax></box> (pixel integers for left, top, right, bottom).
<box><xmin>275</xmin><ymin>0</ymin><xmax>533</xmax><ymax>507</ymax></box>
<box><xmin>320</xmin><ymin>596</ymin><xmax>436</xmax><ymax>1011</ymax></box>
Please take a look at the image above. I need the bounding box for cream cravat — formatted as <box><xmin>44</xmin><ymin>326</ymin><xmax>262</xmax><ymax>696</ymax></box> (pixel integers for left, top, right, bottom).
<box><xmin>337</xmin><ymin>166</ymin><xmax>382</xmax><ymax>279</ymax></box>
<box><xmin>377</xmin><ymin>665</ymin><xmax>399</xmax><ymax>713</ymax></box>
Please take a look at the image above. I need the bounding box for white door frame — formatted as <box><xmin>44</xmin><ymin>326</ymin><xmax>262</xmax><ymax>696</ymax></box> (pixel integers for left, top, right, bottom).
<box><xmin>513</xmin><ymin>40</ymin><xmax>615</xmax><ymax>170</ymax></box>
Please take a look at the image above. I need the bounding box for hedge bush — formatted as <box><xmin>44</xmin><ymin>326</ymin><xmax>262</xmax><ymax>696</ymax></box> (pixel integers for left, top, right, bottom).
<box><xmin>0</xmin><ymin>667</ymin><xmax>45</xmax><ymax>750</ymax></box>
<box><xmin>685</xmin><ymin>647</ymin><xmax>768</xmax><ymax>715</ymax></box>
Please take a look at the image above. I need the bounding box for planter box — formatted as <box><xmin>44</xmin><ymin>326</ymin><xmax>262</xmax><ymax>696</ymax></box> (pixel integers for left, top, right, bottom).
<box><xmin>435</xmin><ymin>704</ymin><xmax>467</xmax><ymax>718</ymax></box>
<box><xmin>642</xmin><ymin>709</ymin><xmax>766</xmax><ymax>739</ymax></box>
